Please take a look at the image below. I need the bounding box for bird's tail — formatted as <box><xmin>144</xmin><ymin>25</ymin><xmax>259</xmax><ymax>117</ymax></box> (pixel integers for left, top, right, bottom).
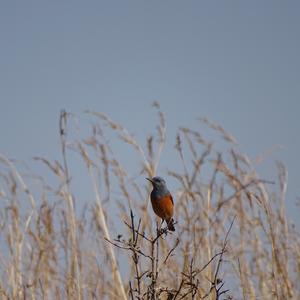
<box><xmin>167</xmin><ymin>218</ymin><xmax>175</xmax><ymax>231</ymax></box>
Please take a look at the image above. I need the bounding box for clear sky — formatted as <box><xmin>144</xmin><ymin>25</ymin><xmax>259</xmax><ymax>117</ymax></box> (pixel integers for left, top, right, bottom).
<box><xmin>0</xmin><ymin>2</ymin><xmax>299</xmax><ymax>224</ymax></box>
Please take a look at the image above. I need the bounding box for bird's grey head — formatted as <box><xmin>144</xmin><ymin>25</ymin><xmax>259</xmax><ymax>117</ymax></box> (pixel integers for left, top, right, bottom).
<box><xmin>146</xmin><ymin>176</ymin><xmax>169</xmax><ymax>194</ymax></box>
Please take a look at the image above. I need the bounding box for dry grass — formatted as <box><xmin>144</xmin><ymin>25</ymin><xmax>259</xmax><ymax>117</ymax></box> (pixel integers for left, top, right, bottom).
<box><xmin>0</xmin><ymin>104</ymin><xmax>299</xmax><ymax>299</ymax></box>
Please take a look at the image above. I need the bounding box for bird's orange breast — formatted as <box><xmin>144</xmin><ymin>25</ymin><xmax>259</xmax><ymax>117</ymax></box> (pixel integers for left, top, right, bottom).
<box><xmin>151</xmin><ymin>194</ymin><xmax>174</xmax><ymax>220</ymax></box>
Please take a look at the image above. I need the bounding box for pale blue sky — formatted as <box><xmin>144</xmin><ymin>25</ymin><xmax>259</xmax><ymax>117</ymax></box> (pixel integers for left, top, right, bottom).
<box><xmin>0</xmin><ymin>2</ymin><xmax>299</xmax><ymax>223</ymax></box>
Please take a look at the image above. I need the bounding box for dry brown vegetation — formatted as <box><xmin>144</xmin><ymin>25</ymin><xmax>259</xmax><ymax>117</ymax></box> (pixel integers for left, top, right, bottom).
<box><xmin>0</xmin><ymin>104</ymin><xmax>299</xmax><ymax>299</ymax></box>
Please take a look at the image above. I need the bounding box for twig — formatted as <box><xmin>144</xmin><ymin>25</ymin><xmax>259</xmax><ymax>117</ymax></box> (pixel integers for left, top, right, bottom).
<box><xmin>204</xmin><ymin>216</ymin><xmax>236</xmax><ymax>299</ymax></box>
<box><xmin>162</xmin><ymin>238</ymin><xmax>180</xmax><ymax>265</ymax></box>
<box><xmin>129</xmin><ymin>281</ymin><xmax>134</xmax><ymax>300</ymax></box>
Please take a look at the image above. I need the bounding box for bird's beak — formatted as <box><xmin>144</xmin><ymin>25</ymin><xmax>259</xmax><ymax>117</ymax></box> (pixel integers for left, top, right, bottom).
<box><xmin>146</xmin><ymin>178</ymin><xmax>154</xmax><ymax>184</ymax></box>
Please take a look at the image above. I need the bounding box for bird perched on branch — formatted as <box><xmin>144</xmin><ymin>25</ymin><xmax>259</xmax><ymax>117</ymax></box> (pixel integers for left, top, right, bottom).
<box><xmin>146</xmin><ymin>176</ymin><xmax>175</xmax><ymax>231</ymax></box>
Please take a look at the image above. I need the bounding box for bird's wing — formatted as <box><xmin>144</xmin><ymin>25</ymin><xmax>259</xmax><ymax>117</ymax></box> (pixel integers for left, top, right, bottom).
<box><xmin>170</xmin><ymin>194</ymin><xmax>174</xmax><ymax>205</ymax></box>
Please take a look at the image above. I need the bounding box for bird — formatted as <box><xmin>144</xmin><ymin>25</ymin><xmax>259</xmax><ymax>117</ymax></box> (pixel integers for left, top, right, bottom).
<box><xmin>146</xmin><ymin>176</ymin><xmax>175</xmax><ymax>231</ymax></box>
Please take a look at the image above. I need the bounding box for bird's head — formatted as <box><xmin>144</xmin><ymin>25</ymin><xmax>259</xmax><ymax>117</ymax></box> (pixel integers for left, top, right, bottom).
<box><xmin>146</xmin><ymin>176</ymin><xmax>167</xmax><ymax>190</ymax></box>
